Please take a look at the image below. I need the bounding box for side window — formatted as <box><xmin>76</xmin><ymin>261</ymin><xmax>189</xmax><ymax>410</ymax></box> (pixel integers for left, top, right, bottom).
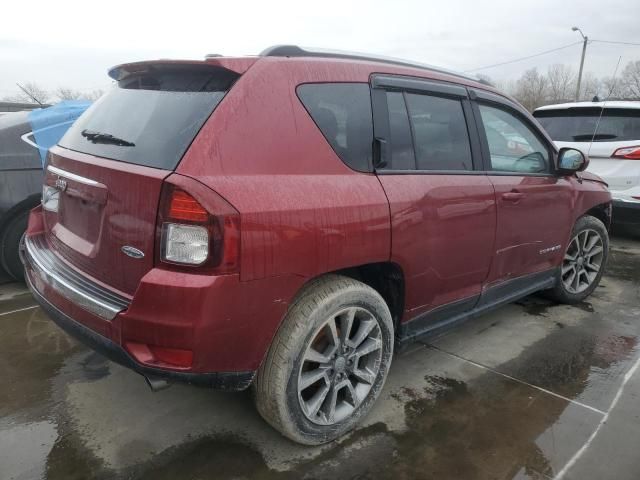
<box><xmin>386</xmin><ymin>91</ymin><xmax>416</xmax><ymax>170</ymax></box>
<box><xmin>297</xmin><ymin>83</ymin><xmax>373</xmax><ymax>171</ymax></box>
<box><xmin>479</xmin><ymin>104</ymin><xmax>550</xmax><ymax>174</ymax></box>
<box><xmin>404</xmin><ymin>93</ymin><xmax>473</xmax><ymax>171</ymax></box>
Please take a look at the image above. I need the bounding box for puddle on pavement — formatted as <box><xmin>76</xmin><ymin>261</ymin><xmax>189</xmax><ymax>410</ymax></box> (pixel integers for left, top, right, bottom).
<box><xmin>0</xmin><ymin>307</ymin><xmax>81</xmax><ymax>418</ymax></box>
<box><xmin>45</xmin><ymin>426</ymin><xmax>109</xmax><ymax>480</ymax></box>
<box><xmin>0</xmin><ymin>292</ymin><xmax>36</xmax><ymax>315</ymax></box>
<box><xmin>109</xmin><ymin>355</ymin><xmax>603</xmax><ymax>480</ymax></box>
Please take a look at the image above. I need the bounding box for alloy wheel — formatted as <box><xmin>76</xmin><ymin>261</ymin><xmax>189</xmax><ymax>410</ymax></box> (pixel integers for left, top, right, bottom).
<box><xmin>297</xmin><ymin>307</ymin><xmax>383</xmax><ymax>425</ymax></box>
<box><xmin>562</xmin><ymin>229</ymin><xmax>604</xmax><ymax>294</ymax></box>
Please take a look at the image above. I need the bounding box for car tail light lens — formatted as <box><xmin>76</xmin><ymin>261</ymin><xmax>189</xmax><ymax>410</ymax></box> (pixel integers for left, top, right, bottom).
<box><xmin>168</xmin><ymin>189</ymin><xmax>209</xmax><ymax>222</ymax></box>
<box><xmin>42</xmin><ymin>185</ymin><xmax>60</xmax><ymax>212</ymax></box>
<box><xmin>162</xmin><ymin>223</ymin><xmax>209</xmax><ymax>265</ymax></box>
<box><xmin>612</xmin><ymin>146</ymin><xmax>640</xmax><ymax>160</ymax></box>
<box><xmin>156</xmin><ymin>183</ymin><xmax>240</xmax><ymax>273</ymax></box>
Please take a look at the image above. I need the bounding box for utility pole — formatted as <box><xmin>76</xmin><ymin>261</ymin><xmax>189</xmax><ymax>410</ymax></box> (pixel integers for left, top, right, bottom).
<box><xmin>572</xmin><ymin>27</ymin><xmax>588</xmax><ymax>102</ymax></box>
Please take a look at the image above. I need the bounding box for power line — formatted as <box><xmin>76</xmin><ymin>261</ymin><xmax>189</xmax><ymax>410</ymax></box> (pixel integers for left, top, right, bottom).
<box><xmin>465</xmin><ymin>41</ymin><xmax>583</xmax><ymax>72</ymax></box>
<box><xmin>591</xmin><ymin>39</ymin><xmax>640</xmax><ymax>47</ymax></box>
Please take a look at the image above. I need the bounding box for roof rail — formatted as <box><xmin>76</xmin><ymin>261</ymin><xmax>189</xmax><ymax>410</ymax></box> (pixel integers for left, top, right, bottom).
<box><xmin>260</xmin><ymin>45</ymin><xmax>482</xmax><ymax>83</ymax></box>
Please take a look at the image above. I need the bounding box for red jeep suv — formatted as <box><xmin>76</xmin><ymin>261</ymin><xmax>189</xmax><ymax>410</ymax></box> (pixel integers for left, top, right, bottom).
<box><xmin>21</xmin><ymin>46</ymin><xmax>612</xmax><ymax>444</ymax></box>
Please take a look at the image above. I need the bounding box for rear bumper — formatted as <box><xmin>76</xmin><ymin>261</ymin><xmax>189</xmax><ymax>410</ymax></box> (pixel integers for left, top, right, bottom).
<box><xmin>25</xmin><ymin>273</ymin><xmax>254</xmax><ymax>389</ymax></box>
<box><xmin>21</xmin><ymin>233</ymin><xmax>254</xmax><ymax>390</ymax></box>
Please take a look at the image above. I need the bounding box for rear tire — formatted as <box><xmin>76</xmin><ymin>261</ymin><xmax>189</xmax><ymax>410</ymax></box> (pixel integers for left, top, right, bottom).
<box><xmin>0</xmin><ymin>210</ymin><xmax>29</xmax><ymax>281</ymax></box>
<box><xmin>253</xmin><ymin>274</ymin><xmax>394</xmax><ymax>445</ymax></box>
<box><xmin>548</xmin><ymin>215</ymin><xmax>608</xmax><ymax>304</ymax></box>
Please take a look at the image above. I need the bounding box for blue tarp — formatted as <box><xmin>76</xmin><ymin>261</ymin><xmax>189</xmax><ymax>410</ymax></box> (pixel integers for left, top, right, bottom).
<box><xmin>27</xmin><ymin>100</ymin><xmax>91</xmax><ymax>165</ymax></box>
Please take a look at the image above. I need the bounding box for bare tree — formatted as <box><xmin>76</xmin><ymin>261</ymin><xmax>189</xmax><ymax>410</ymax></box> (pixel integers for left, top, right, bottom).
<box><xmin>546</xmin><ymin>64</ymin><xmax>574</xmax><ymax>103</ymax></box>
<box><xmin>54</xmin><ymin>87</ymin><xmax>85</xmax><ymax>101</ymax></box>
<box><xmin>513</xmin><ymin>68</ymin><xmax>548</xmax><ymax>111</ymax></box>
<box><xmin>601</xmin><ymin>76</ymin><xmax>622</xmax><ymax>99</ymax></box>
<box><xmin>55</xmin><ymin>87</ymin><xmax>105</xmax><ymax>102</ymax></box>
<box><xmin>476</xmin><ymin>74</ymin><xmax>495</xmax><ymax>87</ymax></box>
<box><xmin>84</xmin><ymin>89</ymin><xmax>105</xmax><ymax>101</ymax></box>
<box><xmin>619</xmin><ymin>60</ymin><xmax>640</xmax><ymax>99</ymax></box>
<box><xmin>579</xmin><ymin>72</ymin><xmax>601</xmax><ymax>101</ymax></box>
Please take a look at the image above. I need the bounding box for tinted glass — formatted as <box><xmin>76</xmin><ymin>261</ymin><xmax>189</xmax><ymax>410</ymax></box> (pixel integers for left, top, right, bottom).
<box><xmin>479</xmin><ymin>104</ymin><xmax>549</xmax><ymax>174</ymax></box>
<box><xmin>60</xmin><ymin>66</ymin><xmax>238</xmax><ymax>170</ymax></box>
<box><xmin>297</xmin><ymin>83</ymin><xmax>373</xmax><ymax>171</ymax></box>
<box><xmin>386</xmin><ymin>92</ymin><xmax>416</xmax><ymax>169</ymax></box>
<box><xmin>404</xmin><ymin>93</ymin><xmax>473</xmax><ymax>171</ymax></box>
<box><xmin>534</xmin><ymin>108</ymin><xmax>640</xmax><ymax>142</ymax></box>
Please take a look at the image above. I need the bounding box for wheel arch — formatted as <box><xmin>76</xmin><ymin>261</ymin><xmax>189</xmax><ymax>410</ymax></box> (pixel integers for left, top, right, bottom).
<box><xmin>583</xmin><ymin>202</ymin><xmax>612</xmax><ymax>231</ymax></box>
<box><xmin>0</xmin><ymin>193</ymin><xmax>41</xmax><ymax>236</ymax></box>
<box><xmin>328</xmin><ymin>262</ymin><xmax>405</xmax><ymax>335</ymax></box>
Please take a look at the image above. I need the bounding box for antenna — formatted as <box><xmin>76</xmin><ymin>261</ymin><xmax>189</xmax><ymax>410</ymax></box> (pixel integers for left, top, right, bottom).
<box><xmin>588</xmin><ymin>56</ymin><xmax>622</xmax><ymax>157</ymax></box>
<box><xmin>16</xmin><ymin>82</ymin><xmax>45</xmax><ymax>107</ymax></box>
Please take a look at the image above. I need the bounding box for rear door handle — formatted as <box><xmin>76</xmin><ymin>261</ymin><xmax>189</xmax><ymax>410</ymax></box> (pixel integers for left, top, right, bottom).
<box><xmin>502</xmin><ymin>191</ymin><xmax>525</xmax><ymax>202</ymax></box>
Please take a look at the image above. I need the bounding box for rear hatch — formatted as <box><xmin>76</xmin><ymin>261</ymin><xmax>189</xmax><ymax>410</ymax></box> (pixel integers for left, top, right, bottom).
<box><xmin>535</xmin><ymin>106</ymin><xmax>640</xmax><ymax>190</ymax></box>
<box><xmin>43</xmin><ymin>62</ymin><xmax>240</xmax><ymax>295</ymax></box>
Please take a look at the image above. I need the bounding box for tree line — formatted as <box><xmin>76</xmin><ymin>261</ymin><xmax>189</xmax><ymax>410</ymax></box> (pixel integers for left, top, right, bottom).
<box><xmin>481</xmin><ymin>60</ymin><xmax>640</xmax><ymax>112</ymax></box>
<box><xmin>2</xmin><ymin>83</ymin><xmax>105</xmax><ymax>105</ymax></box>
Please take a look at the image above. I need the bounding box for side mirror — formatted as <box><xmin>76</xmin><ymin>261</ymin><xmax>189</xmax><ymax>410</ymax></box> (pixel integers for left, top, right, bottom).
<box><xmin>558</xmin><ymin>148</ymin><xmax>589</xmax><ymax>173</ymax></box>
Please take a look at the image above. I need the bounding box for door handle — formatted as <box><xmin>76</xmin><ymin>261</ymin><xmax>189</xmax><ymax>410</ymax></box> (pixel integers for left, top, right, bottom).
<box><xmin>502</xmin><ymin>191</ymin><xmax>525</xmax><ymax>202</ymax></box>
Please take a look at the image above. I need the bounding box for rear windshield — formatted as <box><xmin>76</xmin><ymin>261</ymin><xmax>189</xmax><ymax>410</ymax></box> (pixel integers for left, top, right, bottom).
<box><xmin>59</xmin><ymin>65</ymin><xmax>239</xmax><ymax>169</ymax></box>
<box><xmin>534</xmin><ymin>107</ymin><xmax>640</xmax><ymax>142</ymax></box>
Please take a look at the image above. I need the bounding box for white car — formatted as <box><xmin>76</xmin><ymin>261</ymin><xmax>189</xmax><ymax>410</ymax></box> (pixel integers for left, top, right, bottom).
<box><xmin>534</xmin><ymin>101</ymin><xmax>640</xmax><ymax>227</ymax></box>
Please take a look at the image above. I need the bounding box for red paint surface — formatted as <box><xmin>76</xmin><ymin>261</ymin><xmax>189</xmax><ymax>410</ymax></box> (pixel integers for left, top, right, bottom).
<box><xmin>28</xmin><ymin>56</ymin><xmax>612</xmax><ymax>375</ymax></box>
<box><xmin>377</xmin><ymin>174</ymin><xmax>496</xmax><ymax>317</ymax></box>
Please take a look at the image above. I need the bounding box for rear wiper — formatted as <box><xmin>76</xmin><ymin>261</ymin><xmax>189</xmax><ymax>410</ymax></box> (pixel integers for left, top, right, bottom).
<box><xmin>81</xmin><ymin>129</ymin><xmax>135</xmax><ymax>147</ymax></box>
<box><xmin>572</xmin><ymin>133</ymin><xmax>617</xmax><ymax>141</ymax></box>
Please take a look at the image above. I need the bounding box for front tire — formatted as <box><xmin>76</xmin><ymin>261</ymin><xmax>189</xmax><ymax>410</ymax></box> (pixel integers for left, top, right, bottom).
<box><xmin>548</xmin><ymin>215</ymin><xmax>609</xmax><ymax>304</ymax></box>
<box><xmin>253</xmin><ymin>275</ymin><xmax>394</xmax><ymax>445</ymax></box>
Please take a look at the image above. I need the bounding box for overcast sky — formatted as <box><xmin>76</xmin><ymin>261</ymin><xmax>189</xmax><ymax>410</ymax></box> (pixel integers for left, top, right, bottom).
<box><xmin>2</xmin><ymin>0</ymin><xmax>640</xmax><ymax>98</ymax></box>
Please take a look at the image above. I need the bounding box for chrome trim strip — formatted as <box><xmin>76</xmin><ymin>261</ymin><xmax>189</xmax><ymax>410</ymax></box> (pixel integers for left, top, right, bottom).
<box><xmin>20</xmin><ymin>131</ymin><xmax>39</xmax><ymax>149</ymax></box>
<box><xmin>47</xmin><ymin>165</ymin><xmax>100</xmax><ymax>187</ymax></box>
<box><xmin>22</xmin><ymin>235</ymin><xmax>129</xmax><ymax>320</ymax></box>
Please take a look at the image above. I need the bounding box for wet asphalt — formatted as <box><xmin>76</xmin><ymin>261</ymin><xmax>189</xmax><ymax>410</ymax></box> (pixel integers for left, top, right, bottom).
<box><xmin>2</xmin><ymin>231</ymin><xmax>640</xmax><ymax>480</ymax></box>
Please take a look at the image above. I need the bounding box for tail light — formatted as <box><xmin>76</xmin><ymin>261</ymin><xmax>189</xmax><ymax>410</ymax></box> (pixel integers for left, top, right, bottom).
<box><xmin>612</xmin><ymin>146</ymin><xmax>640</xmax><ymax>160</ymax></box>
<box><xmin>156</xmin><ymin>183</ymin><xmax>240</xmax><ymax>274</ymax></box>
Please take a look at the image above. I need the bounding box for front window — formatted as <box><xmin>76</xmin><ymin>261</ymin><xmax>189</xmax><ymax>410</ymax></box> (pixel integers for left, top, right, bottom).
<box><xmin>479</xmin><ymin>104</ymin><xmax>550</xmax><ymax>174</ymax></box>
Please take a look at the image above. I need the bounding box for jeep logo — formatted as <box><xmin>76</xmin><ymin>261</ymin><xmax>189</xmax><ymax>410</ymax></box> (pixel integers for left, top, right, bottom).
<box><xmin>55</xmin><ymin>178</ymin><xmax>68</xmax><ymax>191</ymax></box>
<box><xmin>121</xmin><ymin>246</ymin><xmax>145</xmax><ymax>259</ymax></box>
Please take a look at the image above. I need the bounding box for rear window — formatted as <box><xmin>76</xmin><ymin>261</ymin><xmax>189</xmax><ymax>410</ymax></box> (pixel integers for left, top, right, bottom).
<box><xmin>59</xmin><ymin>65</ymin><xmax>239</xmax><ymax>170</ymax></box>
<box><xmin>297</xmin><ymin>83</ymin><xmax>373</xmax><ymax>172</ymax></box>
<box><xmin>534</xmin><ymin>107</ymin><xmax>640</xmax><ymax>142</ymax></box>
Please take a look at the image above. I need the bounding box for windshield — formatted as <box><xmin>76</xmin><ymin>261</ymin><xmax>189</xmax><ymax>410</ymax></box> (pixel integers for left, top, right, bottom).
<box><xmin>534</xmin><ymin>107</ymin><xmax>640</xmax><ymax>143</ymax></box>
<box><xmin>59</xmin><ymin>65</ymin><xmax>238</xmax><ymax>169</ymax></box>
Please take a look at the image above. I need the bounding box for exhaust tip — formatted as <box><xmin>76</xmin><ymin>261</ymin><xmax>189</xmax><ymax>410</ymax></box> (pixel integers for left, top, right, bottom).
<box><xmin>144</xmin><ymin>374</ymin><xmax>172</xmax><ymax>392</ymax></box>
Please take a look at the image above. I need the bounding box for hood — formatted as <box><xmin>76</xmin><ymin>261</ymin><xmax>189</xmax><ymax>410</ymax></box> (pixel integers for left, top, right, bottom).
<box><xmin>580</xmin><ymin>170</ymin><xmax>608</xmax><ymax>187</ymax></box>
